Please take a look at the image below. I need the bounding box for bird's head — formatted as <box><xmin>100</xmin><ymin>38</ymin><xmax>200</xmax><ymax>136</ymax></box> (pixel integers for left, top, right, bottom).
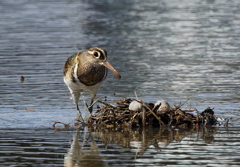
<box><xmin>87</xmin><ymin>47</ymin><xmax>121</xmax><ymax>79</ymax></box>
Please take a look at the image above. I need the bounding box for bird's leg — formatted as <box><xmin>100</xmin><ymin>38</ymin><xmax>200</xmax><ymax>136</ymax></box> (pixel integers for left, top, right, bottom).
<box><xmin>72</xmin><ymin>91</ymin><xmax>83</xmax><ymax>122</ymax></box>
<box><xmin>76</xmin><ymin>103</ymin><xmax>79</xmax><ymax>111</ymax></box>
<box><xmin>89</xmin><ymin>92</ymin><xmax>97</xmax><ymax>114</ymax></box>
<box><xmin>88</xmin><ymin>99</ymin><xmax>94</xmax><ymax>114</ymax></box>
<box><xmin>75</xmin><ymin>103</ymin><xmax>84</xmax><ymax>122</ymax></box>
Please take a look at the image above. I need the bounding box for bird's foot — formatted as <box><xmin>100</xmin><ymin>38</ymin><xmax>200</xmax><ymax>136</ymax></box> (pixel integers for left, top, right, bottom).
<box><xmin>75</xmin><ymin>109</ymin><xmax>84</xmax><ymax>122</ymax></box>
<box><xmin>75</xmin><ymin>115</ymin><xmax>84</xmax><ymax>122</ymax></box>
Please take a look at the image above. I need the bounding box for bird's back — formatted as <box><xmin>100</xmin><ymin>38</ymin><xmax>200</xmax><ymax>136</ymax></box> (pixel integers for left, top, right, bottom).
<box><xmin>63</xmin><ymin>52</ymin><xmax>80</xmax><ymax>80</ymax></box>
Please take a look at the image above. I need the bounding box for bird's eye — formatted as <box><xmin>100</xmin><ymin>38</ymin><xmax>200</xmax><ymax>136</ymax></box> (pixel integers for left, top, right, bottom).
<box><xmin>93</xmin><ymin>51</ymin><xmax>99</xmax><ymax>57</ymax></box>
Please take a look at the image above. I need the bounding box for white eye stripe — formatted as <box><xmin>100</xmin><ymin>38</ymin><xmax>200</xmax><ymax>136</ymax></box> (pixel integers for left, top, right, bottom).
<box><xmin>93</xmin><ymin>51</ymin><xmax>100</xmax><ymax>57</ymax></box>
<box><xmin>88</xmin><ymin>50</ymin><xmax>102</xmax><ymax>58</ymax></box>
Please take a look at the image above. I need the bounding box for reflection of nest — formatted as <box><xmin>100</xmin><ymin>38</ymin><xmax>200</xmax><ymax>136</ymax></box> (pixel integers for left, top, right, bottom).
<box><xmin>88</xmin><ymin>98</ymin><xmax>220</xmax><ymax>128</ymax></box>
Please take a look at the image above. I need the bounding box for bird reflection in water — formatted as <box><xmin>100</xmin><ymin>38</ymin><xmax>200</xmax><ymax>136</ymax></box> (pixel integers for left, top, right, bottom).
<box><xmin>64</xmin><ymin>127</ymin><xmax>106</xmax><ymax>167</ymax></box>
<box><xmin>63</xmin><ymin>126</ymin><xmax>217</xmax><ymax>166</ymax></box>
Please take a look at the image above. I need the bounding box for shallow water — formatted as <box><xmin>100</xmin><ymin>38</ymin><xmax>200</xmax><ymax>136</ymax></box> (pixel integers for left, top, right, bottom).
<box><xmin>0</xmin><ymin>0</ymin><xmax>240</xmax><ymax>166</ymax></box>
<box><xmin>0</xmin><ymin>127</ymin><xmax>240</xmax><ymax>166</ymax></box>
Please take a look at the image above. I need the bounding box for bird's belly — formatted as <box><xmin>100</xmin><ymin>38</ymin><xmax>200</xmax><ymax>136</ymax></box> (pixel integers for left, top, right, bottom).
<box><xmin>63</xmin><ymin>77</ymin><xmax>103</xmax><ymax>93</ymax></box>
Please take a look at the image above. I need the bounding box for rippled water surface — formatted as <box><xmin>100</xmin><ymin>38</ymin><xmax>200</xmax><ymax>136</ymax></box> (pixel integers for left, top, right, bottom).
<box><xmin>0</xmin><ymin>0</ymin><xmax>240</xmax><ymax>166</ymax></box>
<box><xmin>1</xmin><ymin>127</ymin><xmax>240</xmax><ymax>166</ymax></box>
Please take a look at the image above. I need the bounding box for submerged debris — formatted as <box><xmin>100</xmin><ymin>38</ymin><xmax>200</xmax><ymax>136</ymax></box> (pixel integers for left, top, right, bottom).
<box><xmin>53</xmin><ymin>121</ymin><xmax>71</xmax><ymax>131</ymax></box>
<box><xmin>88</xmin><ymin>98</ymin><xmax>220</xmax><ymax>128</ymax></box>
<box><xmin>20</xmin><ymin>76</ymin><xmax>24</xmax><ymax>83</ymax></box>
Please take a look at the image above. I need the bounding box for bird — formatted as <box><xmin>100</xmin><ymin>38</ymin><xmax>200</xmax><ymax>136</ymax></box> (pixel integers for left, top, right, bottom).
<box><xmin>63</xmin><ymin>47</ymin><xmax>121</xmax><ymax>121</ymax></box>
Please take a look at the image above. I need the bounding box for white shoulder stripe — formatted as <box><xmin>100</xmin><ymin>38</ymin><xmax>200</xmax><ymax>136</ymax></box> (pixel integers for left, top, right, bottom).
<box><xmin>73</xmin><ymin>63</ymin><xmax>81</xmax><ymax>83</ymax></box>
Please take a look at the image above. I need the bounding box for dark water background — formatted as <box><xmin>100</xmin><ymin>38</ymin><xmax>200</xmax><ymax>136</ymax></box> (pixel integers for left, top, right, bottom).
<box><xmin>0</xmin><ymin>0</ymin><xmax>240</xmax><ymax>166</ymax></box>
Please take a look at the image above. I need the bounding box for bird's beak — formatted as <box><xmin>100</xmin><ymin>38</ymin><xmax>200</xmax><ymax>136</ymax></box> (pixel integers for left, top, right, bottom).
<box><xmin>102</xmin><ymin>61</ymin><xmax>121</xmax><ymax>79</ymax></box>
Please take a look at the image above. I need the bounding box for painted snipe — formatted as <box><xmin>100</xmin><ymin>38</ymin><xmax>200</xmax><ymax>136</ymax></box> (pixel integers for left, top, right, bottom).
<box><xmin>63</xmin><ymin>47</ymin><xmax>121</xmax><ymax>121</ymax></box>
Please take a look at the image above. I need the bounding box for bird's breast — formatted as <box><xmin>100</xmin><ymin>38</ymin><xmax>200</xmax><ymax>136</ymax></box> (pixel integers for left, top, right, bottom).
<box><xmin>75</xmin><ymin>63</ymin><xmax>107</xmax><ymax>86</ymax></box>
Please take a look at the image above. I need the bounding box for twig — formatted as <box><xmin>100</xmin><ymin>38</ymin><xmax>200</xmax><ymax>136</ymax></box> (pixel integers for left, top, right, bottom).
<box><xmin>179</xmin><ymin>99</ymin><xmax>190</xmax><ymax>108</ymax></box>
<box><xmin>98</xmin><ymin>100</ymin><xmax>118</xmax><ymax>108</ymax></box>
<box><xmin>52</xmin><ymin>122</ymin><xmax>70</xmax><ymax>131</ymax></box>
<box><xmin>135</xmin><ymin>99</ymin><xmax>166</xmax><ymax>126</ymax></box>
<box><xmin>85</xmin><ymin>97</ymin><xmax>102</xmax><ymax>112</ymax></box>
<box><xmin>142</xmin><ymin>108</ymin><xmax>146</xmax><ymax>127</ymax></box>
<box><xmin>134</xmin><ymin>90</ymin><xmax>139</xmax><ymax>100</ymax></box>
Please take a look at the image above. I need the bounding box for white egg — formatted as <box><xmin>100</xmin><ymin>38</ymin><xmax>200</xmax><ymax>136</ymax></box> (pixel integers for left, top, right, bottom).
<box><xmin>129</xmin><ymin>101</ymin><xmax>143</xmax><ymax>112</ymax></box>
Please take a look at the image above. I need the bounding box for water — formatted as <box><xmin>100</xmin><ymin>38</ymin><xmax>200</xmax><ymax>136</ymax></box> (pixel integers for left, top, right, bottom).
<box><xmin>0</xmin><ymin>127</ymin><xmax>239</xmax><ymax>166</ymax></box>
<box><xmin>0</xmin><ymin>0</ymin><xmax>240</xmax><ymax>166</ymax></box>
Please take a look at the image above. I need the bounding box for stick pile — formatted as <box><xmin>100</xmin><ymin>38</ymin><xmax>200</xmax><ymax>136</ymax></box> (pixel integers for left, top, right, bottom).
<box><xmin>88</xmin><ymin>98</ymin><xmax>220</xmax><ymax>128</ymax></box>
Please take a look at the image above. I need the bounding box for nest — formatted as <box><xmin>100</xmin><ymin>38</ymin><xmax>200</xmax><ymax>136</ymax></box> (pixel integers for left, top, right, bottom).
<box><xmin>88</xmin><ymin>98</ymin><xmax>224</xmax><ymax>128</ymax></box>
